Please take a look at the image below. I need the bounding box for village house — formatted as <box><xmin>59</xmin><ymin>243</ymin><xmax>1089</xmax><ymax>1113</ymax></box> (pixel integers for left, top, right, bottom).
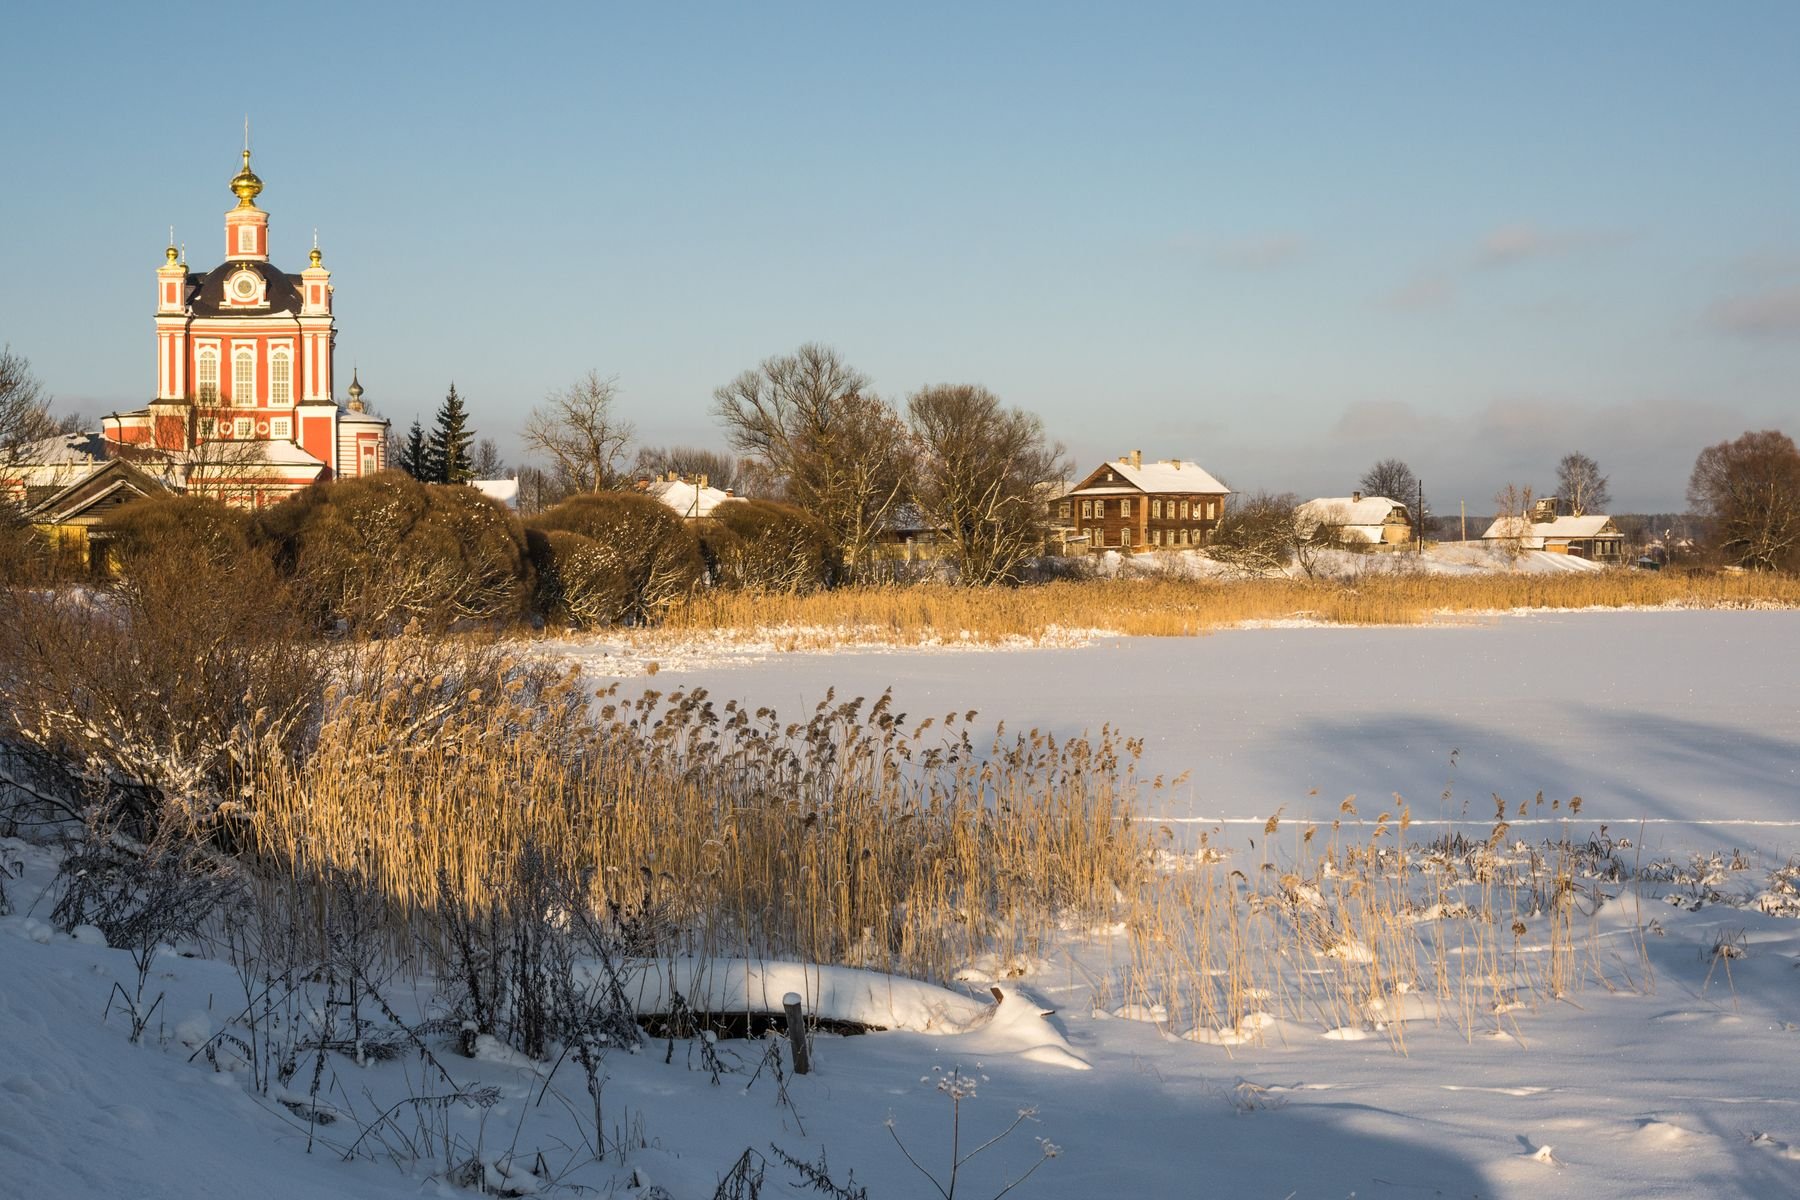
<box><xmin>1058</xmin><ymin>451</ymin><xmax>1230</xmax><ymax>552</ymax></box>
<box><xmin>639</xmin><ymin>471</ymin><xmax>734</xmax><ymax>520</ymax></box>
<box><xmin>1294</xmin><ymin>491</ymin><xmax>1414</xmax><ymax>547</ymax></box>
<box><xmin>1481</xmin><ymin>496</ymin><xmax>1626</xmax><ymax>562</ymax></box>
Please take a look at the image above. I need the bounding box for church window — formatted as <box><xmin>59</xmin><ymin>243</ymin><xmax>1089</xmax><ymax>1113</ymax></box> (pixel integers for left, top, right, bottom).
<box><xmin>233</xmin><ymin>349</ymin><xmax>254</xmax><ymax>404</ymax></box>
<box><xmin>196</xmin><ymin>350</ymin><xmax>219</xmax><ymax>402</ymax></box>
<box><xmin>197</xmin><ymin>417</ymin><xmax>216</xmax><ymax>437</ymax></box>
<box><xmin>270</xmin><ymin>351</ymin><xmax>291</xmax><ymax>404</ymax></box>
<box><xmin>235</xmin><ymin>417</ymin><xmax>253</xmax><ymax>439</ymax></box>
<box><xmin>237</xmin><ymin>225</ymin><xmax>256</xmax><ymax>254</ymax></box>
<box><xmin>271</xmin><ymin>417</ymin><xmax>291</xmax><ymax>440</ymax></box>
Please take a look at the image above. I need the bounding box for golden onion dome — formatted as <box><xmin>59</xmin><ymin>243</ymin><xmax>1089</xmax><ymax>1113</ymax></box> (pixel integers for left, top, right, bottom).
<box><xmin>230</xmin><ymin>149</ymin><xmax>263</xmax><ymax>208</ymax></box>
<box><xmin>165</xmin><ymin>245</ymin><xmax>180</xmax><ymax>265</ymax></box>
<box><xmin>309</xmin><ymin>247</ymin><xmax>322</xmax><ymax>268</ymax></box>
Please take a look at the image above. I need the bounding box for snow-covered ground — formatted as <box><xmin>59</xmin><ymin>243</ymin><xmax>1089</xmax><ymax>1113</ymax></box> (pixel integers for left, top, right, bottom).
<box><xmin>576</xmin><ymin>609</ymin><xmax>1800</xmax><ymax>862</ymax></box>
<box><xmin>5</xmin><ymin>610</ymin><xmax>1799</xmax><ymax>1198</ymax></box>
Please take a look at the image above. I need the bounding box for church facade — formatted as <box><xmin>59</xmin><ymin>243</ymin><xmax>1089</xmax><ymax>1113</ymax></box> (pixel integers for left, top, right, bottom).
<box><xmin>99</xmin><ymin>147</ymin><xmax>388</xmax><ymax>505</ymax></box>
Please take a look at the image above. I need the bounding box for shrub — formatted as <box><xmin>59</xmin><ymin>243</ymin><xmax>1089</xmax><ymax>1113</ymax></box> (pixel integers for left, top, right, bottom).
<box><xmin>108</xmin><ymin>494</ymin><xmax>256</xmax><ymax>569</ymax></box>
<box><xmin>256</xmin><ymin>473</ymin><xmax>532</xmax><ymax>633</ymax></box>
<box><xmin>699</xmin><ymin>499</ymin><xmax>838</xmax><ymax>593</ymax></box>
<box><xmin>525</xmin><ymin>527</ymin><xmax>620</xmax><ymax>629</ymax></box>
<box><xmin>528</xmin><ymin>492</ymin><xmax>702</xmax><ymax>625</ymax></box>
<box><xmin>0</xmin><ymin>495</ymin><xmax>324</xmax><ymax>835</ymax></box>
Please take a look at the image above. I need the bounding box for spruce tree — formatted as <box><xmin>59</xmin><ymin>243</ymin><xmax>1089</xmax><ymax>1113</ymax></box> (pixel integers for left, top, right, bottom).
<box><xmin>426</xmin><ymin>384</ymin><xmax>475</xmax><ymax>485</ymax></box>
<box><xmin>394</xmin><ymin>418</ymin><xmax>427</xmax><ymax>479</ymax></box>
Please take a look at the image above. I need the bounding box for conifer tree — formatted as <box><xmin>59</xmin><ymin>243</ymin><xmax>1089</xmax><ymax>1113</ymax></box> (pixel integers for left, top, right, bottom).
<box><xmin>426</xmin><ymin>384</ymin><xmax>475</xmax><ymax>485</ymax></box>
<box><xmin>393</xmin><ymin>418</ymin><xmax>427</xmax><ymax>479</ymax></box>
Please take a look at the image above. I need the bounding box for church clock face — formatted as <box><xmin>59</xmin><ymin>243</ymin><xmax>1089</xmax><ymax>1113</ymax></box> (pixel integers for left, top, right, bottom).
<box><xmin>230</xmin><ymin>270</ymin><xmax>260</xmax><ymax>301</ymax></box>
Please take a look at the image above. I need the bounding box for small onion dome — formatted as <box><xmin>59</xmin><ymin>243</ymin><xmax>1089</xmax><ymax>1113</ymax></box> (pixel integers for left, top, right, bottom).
<box><xmin>165</xmin><ymin>245</ymin><xmax>180</xmax><ymax>265</ymax></box>
<box><xmin>309</xmin><ymin>247</ymin><xmax>322</xmax><ymax>268</ymax></box>
<box><xmin>346</xmin><ymin>371</ymin><xmax>366</xmax><ymax>413</ymax></box>
<box><xmin>230</xmin><ymin>149</ymin><xmax>264</xmax><ymax>208</ymax></box>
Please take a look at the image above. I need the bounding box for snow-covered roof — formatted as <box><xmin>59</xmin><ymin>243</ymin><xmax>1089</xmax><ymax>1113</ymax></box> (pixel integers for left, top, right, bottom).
<box><xmin>1296</xmin><ymin>496</ymin><xmax>1411</xmax><ymax>527</ymax></box>
<box><xmin>1481</xmin><ymin>514</ymin><xmax>1620</xmax><ymax>542</ymax></box>
<box><xmin>1072</xmin><ymin>458</ymin><xmax>1229</xmax><ymax>496</ymax></box>
<box><xmin>12</xmin><ymin>431</ymin><xmax>109</xmax><ymax>467</ymax></box>
<box><xmin>643</xmin><ymin>476</ymin><xmax>732</xmax><ymax>519</ymax></box>
<box><xmin>472</xmin><ymin>478</ymin><xmax>519</xmax><ymax>508</ymax></box>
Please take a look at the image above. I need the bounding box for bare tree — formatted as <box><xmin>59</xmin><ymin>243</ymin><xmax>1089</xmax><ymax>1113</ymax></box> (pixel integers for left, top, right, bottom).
<box><xmin>907</xmin><ymin>384</ymin><xmax>1067</xmax><ymax>586</ymax></box>
<box><xmin>631</xmin><ymin>444</ymin><xmax>744</xmax><ymax>492</ymax></box>
<box><xmin>1556</xmin><ymin>452</ymin><xmax>1611</xmax><ymax>516</ymax></box>
<box><xmin>471</xmin><ymin>437</ymin><xmax>508</xmax><ymax>480</ymax></box>
<box><xmin>1687</xmin><ymin>430</ymin><xmax>1800</xmax><ymax>571</ymax></box>
<box><xmin>712</xmin><ymin>344</ymin><xmax>914</xmax><ymax>579</ymax></box>
<box><xmin>1490</xmin><ymin>482</ymin><xmax>1536</xmax><ymax>561</ymax></box>
<box><xmin>1</xmin><ymin>348</ymin><xmax>80</xmax><ymax>481</ymax></box>
<box><xmin>1208</xmin><ymin>491</ymin><xmax>1301</xmax><ymax>575</ymax></box>
<box><xmin>522</xmin><ymin>372</ymin><xmax>635</xmax><ymax>493</ymax></box>
<box><xmin>1358</xmin><ymin>458</ymin><xmax>1427</xmax><ymax>522</ymax></box>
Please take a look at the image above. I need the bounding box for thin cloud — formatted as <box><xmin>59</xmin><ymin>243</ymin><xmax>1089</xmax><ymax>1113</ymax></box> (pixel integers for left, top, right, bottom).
<box><xmin>1385</xmin><ymin>270</ymin><xmax>1455</xmax><ymax>312</ymax></box>
<box><xmin>1472</xmin><ymin>223</ymin><xmax>1624</xmax><ymax>270</ymax></box>
<box><xmin>1708</xmin><ymin>287</ymin><xmax>1800</xmax><ymax>340</ymax></box>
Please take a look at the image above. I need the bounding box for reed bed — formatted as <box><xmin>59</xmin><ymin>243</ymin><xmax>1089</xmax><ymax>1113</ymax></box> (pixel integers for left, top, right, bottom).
<box><xmin>241</xmin><ymin>645</ymin><xmax>1148</xmax><ymax>982</ymax></box>
<box><xmin>1118</xmin><ymin>799</ymin><xmax>1644</xmax><ymax>1049</ymax></box>
<box><xmin>232</xmin><ymin>642</ymin><xmax>1647</xmax><ymax>1050</ymax></box>
<box><xmin>654</xmin><ymin>571</ymin><xmax>1800</xmax><ymax>646</ymax></box>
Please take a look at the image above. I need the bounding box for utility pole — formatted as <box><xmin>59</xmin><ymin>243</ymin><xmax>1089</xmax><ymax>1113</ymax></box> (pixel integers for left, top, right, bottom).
<box><xmin>1461</xmin><ymin>500</ymin><xmax>1467</xmax><ymax>542</ymax></box>
<box><xmin>1417</xmin><ymin>479</ymin><xmax>1425</xmax><ymax>555</ymax></box>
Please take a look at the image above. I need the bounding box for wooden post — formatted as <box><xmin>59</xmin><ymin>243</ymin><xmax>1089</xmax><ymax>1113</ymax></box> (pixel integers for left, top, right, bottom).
<box><xmin>782</xmin><ymin>992</ymin><xmax>810</xmax><ymax>1075</ymax></box>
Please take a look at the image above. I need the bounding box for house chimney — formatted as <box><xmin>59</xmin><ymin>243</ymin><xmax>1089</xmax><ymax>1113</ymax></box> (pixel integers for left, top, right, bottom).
<box><xmin>697</xmin><ymin>473</ymin><xmax>708</xmax><ymax>489</ymax></box>
<box><xmin>1131</xmin><ymin>449</ymin><xmax>1142</xmax><ymax>469</ymax></box>
<box><xmin>1352</xmin><ymin>490</ymin><xmax>1362</xmax><ymax>503</ymax></box>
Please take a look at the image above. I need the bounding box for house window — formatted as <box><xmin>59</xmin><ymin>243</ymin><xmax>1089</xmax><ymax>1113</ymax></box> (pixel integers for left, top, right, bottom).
<box><xmin>1179</xmin><ymin>499</ymin><xmax>1190</xmax><ymax>518</ymax></box>
<box><xmin>235</xmin><ymin>417</ymin><xmax>253</xmax><ymax>439</ymax></box>
<box><xmin>1080</xmin><ymin>500</ymin><xmax>1091</xmax><ymax>519</ymax></box>
<box><xmin>196</xmin><ymin>350</ymin><xmax>219</xmax><ymax>402</ymax></box>
<box><xmin>270</xmin><ymin>351</ymin><xmax>291</xmax><ymax>404</ymax></box>
<box><xmin>1123</xmin><ymin>528</ymin><xmax>1134</xmax><ymax>547</ymax></box>
<box><xmin>1206</xmin><ymin>500</ymin><xmax>1217</xmax><ymax>519</ymax></box>
<box><xmin>233</xmin><ymin>349</ymin><xmax>254</xmax><ymax>405</ymax></box>
<box><xmin>1121</xmin><ymin>498</ymin><xmax>1133</xmax><ymax>517</ymax></box>
<box><xmin>1059</xmin><ymin>501</ymin><xmax>1071</xmax><ymax>520</ymax></box>
<box><xmin>1152</xmin><ymin>529</ymin><xmax>1162</xmax><ymax>546</ymax></box>
<box><xmin>271</xmin><ymin>417</ymin><xmax>291</xmax><ymax>439</ymax></box>
<box><xmin>1152</xmin><ymin>499</ymin><xmax>1162</xmax><ymax>519</ymax></box>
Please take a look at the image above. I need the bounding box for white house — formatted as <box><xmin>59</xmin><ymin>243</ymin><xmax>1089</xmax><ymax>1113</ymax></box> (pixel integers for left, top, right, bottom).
<box><xmin>1294</xmin><ymin>492</ymin><xmax>1413</xmax><ymax>546</ymax></box>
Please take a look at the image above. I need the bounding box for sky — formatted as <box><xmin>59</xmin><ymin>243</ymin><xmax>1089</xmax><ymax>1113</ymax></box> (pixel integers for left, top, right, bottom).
<box><xmin>3</xmin><ymin>1</ymin><xmax>1796</xmax><ymax>512</ymax></box>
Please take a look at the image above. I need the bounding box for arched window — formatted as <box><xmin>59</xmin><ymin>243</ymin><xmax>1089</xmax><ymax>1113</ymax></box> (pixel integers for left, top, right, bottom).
<box><xmin>270</xmin><ymin>350</ymin><xmax>291</xmax><ymax>405</ymax></box>
<box><xmin>233</xmin><ymin>349</ymin><xmax>255</xmax><ymax>406</ymax></box>
<box><xmin>196</xmin><ymin>350</ymin><xmax>219</xmax><ymax>403</ymax></box>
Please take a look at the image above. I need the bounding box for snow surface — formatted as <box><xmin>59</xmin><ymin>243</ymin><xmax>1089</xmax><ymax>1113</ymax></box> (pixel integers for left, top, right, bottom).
<box><xmin>5</xmin><ymin>611</ymin><xmax>1800</xmax><ymax>1198</ymax></box>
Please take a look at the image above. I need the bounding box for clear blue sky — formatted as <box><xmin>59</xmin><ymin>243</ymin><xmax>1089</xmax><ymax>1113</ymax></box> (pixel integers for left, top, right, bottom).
<box><xmin>4</xmin><ymin>1</ymin><xmax>1796</xmax><ymax>511</ymax></box>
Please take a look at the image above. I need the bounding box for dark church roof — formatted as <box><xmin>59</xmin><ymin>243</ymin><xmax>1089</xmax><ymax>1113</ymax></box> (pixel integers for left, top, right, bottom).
<box><xmin>187</xmin><ymin>260</ymin><xmax>304</xmax><ymax>317</ymax></box>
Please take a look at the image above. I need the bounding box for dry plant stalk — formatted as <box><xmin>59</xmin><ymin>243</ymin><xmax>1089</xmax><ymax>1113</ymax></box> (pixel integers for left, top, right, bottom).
<box><xmin>647</xmin><ymin>572</ymin><xmax>1800</xmax><ymax>648</ymax></box>
<box><xmin>242</xmin><ymin>646</ymin><xmax>1148</xmax><ymax>982</ymax></box>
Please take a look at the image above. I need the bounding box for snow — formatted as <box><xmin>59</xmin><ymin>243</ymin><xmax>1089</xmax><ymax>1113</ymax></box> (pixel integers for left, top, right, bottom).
<box><xmin>5</xmin><ymin>610</ymin><xmax>1800</xmax><ymax>1197</ymax></box>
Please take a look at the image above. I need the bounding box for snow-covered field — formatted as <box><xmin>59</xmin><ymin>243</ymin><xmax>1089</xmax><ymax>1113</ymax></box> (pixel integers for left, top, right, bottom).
<box><xmin>5</xmin><ymin>610</ymin><xmax>1800</xmax><ymax>1198</ymax></box>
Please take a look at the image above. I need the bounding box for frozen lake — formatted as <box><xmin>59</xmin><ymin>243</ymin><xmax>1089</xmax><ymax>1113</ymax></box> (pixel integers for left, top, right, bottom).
<box><xmin>603</xmin><ymin>610</ymin><xmax>1800</xmax><ymax>860</ymax></box>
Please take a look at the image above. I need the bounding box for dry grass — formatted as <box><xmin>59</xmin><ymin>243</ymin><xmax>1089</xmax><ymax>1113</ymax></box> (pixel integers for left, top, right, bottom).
<box><xmin>655</xmin><ymin>571</ymin><xmax>1800</xmax><ymax>646</ymax></box>
<box><xmin>240</xmin><ymin>642</ymin><xmax>1147</xmax><ymax>982</ymax></box>
<box><xmin>1117</xmin><ymin>796</ymin><xmax>1644</xmax><ymax>1049</ymax></box>
<box><xmin>227</xmin><ymin>641</ymin><xmax>1648</xmax><ymax>1051</ymax></box>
